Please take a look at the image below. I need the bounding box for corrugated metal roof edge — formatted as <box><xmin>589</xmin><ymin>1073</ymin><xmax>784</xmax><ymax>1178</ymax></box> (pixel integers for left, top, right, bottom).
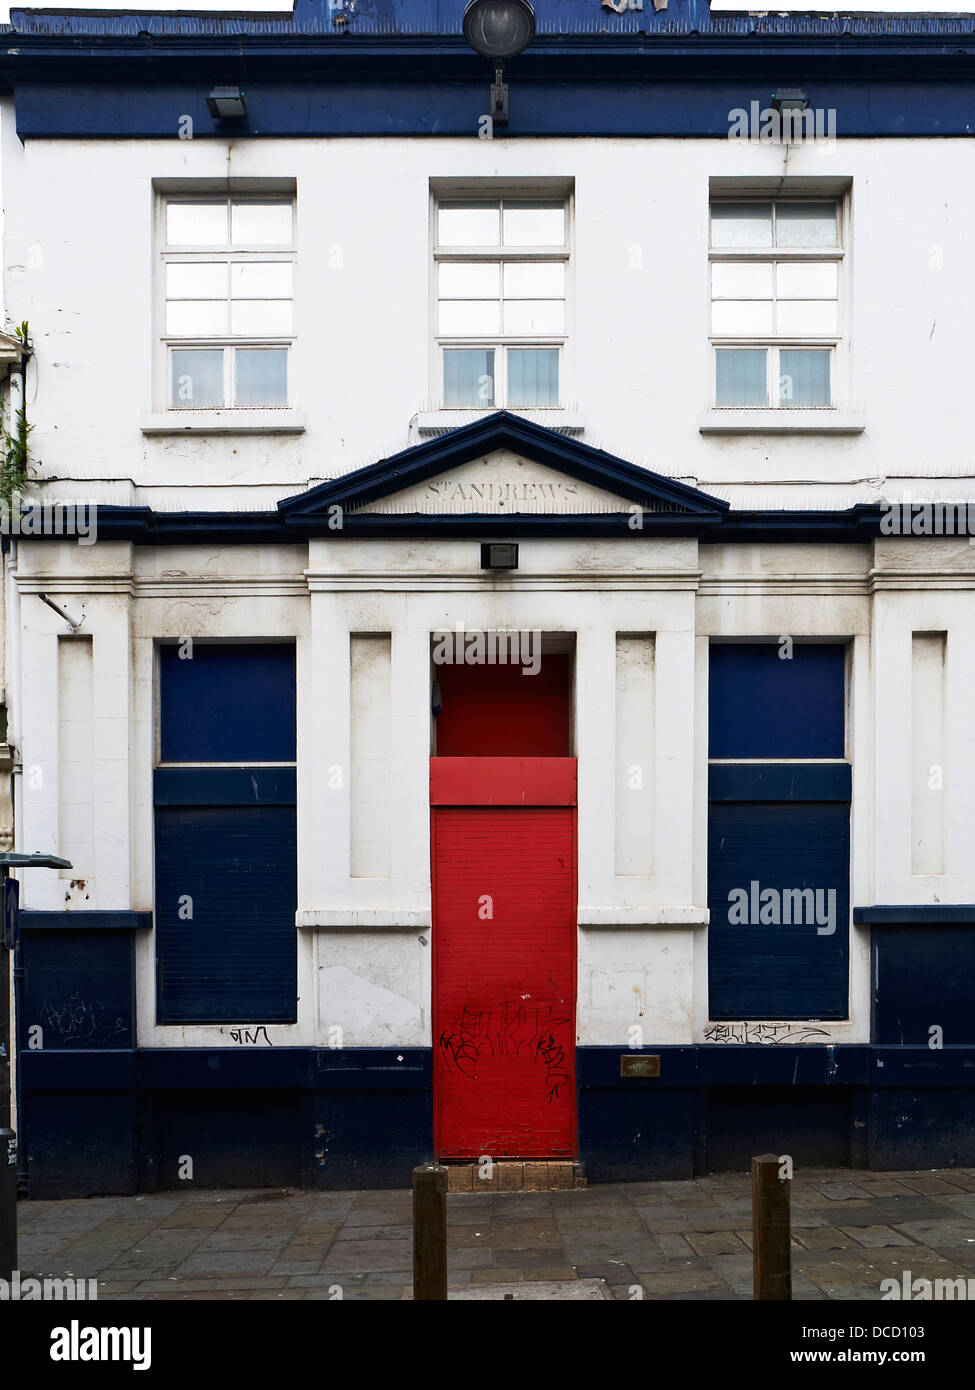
<box><xmin>10</xmin><ymin>8</ymin><xmax>975</xmax><ymax>38</ymax></box>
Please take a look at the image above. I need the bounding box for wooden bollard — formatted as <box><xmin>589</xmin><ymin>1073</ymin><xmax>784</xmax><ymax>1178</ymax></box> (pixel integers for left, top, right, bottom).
<box><xmin>751</xmin><ymin>1153</ymin><xmax>792</xmax><ymax>1301</ymax></box>
<box><xmin>413</xmin><ymin>1163</ymin><xmax>448</xmax><ymax>1301</ymax></box>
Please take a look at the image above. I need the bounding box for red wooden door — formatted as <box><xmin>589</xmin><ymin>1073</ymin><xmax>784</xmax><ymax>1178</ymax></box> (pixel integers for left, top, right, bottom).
<box><xmin>432</xmin><ymin>759</ymin><xmax>577</xmax><ymax>1160</ymax></box>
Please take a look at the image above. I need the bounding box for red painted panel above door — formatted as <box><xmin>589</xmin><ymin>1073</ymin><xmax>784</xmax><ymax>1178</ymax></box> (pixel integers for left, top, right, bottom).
<box><xmin>431</xmin><ymin>757</ymin><xmax>576</xmax><ymax>807</ymax></box>
<box><xmin>433</xmin><ymin>800</ymin><xmax>577</xmax><ymax>1161</ymax></box>
<box><xmin>434</xmin><ymin>655</ymin><xmax>571</xmax><ymax>756</ymax></box>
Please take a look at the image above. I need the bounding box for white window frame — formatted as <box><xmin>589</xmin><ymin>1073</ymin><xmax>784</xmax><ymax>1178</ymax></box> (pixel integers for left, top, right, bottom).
<box><xmin>708</xmin><ymin>196</ymin><xmax>847</xmax><ymax>410</ymax></box>
<box><xmin>157</xmin><ymin>193</ymin><xmax>296</xmax><ymax>412</ymax></box>
<box><xmin>431</xmin><ymin>193</ymin><xmax>572</xmax><ymax>411</ymax></box>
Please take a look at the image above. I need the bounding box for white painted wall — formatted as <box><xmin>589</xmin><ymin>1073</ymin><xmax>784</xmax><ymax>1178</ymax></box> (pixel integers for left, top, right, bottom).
<box><xmin>2</xmin><ymin>118</ymin><xmax>974</xmax><ymax>509</ymax></box>
<box><xmin>11</xmin><ymin>527</ymin><xmax>975</xmax><ymax>1051</ymax></box>
<box><xmin>6</xmin><ymin>120</ymin><xmax>975</xmax><ymax>1053</ymax></box>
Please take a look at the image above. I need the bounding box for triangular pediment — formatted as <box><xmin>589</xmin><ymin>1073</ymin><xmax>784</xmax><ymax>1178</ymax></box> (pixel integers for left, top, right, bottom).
<box><xmin>278</xmin><ymin>411</ymin><xmax>727</xmax><ymax>532</ymax></box>
<box><xmin>363</xmin><ymin>449</ymin><xmax>666</xmax><ymax>516</ymax></box>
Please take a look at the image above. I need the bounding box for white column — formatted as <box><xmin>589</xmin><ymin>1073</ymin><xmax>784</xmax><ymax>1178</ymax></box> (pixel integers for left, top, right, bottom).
<box><xmin>575</xmin><ymin>626</ymin><xmax>617</xmax><ymax>909</ymax></box>
<box><xmin>653</xmin><ymin>621</ymin><xmax>697</xmax><ymax>907</ymax></box>
<box><xmin>92</xmin><ymin>593</ymin><xmax>133</xmax><ymax>908</ymax></box>
<box><xmin>300</xmin><ymin>587</ymin><xmax>352</xmax><ymax>915</ymax></box>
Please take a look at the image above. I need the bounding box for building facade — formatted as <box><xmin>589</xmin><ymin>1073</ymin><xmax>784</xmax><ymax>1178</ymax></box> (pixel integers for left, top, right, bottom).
<box><xmin>3</xmin><ymin>0</ymin><xmax>975</xmax><ymax>1195</ymax></box>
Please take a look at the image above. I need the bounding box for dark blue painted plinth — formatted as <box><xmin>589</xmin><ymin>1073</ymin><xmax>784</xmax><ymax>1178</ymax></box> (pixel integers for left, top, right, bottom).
<box><xmin>18</xmin><ymin>1044</ymin><xmax>975</xmax><ymax>1197</ymax></box>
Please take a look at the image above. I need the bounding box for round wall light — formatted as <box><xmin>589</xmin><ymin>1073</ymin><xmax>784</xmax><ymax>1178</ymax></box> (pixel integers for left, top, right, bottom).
<box><xmin>462</xmin><ymin>0</ymin><xmax>536</xmax><ymax>62</ymax></box>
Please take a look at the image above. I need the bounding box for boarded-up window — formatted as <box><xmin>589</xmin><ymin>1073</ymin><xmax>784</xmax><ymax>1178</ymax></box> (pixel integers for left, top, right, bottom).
<box><xmin>155</xmin><ymin>644</ymin><xmax>297</xmax><ymax>1023</ymax></box>
<box><xmin>707</xmin><ymin>643</ymin><xmax>850</xmax><ymax>1020</ymax></box>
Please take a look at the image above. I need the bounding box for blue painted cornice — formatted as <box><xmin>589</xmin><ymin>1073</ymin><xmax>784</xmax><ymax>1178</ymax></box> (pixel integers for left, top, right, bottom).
<box><xmin>14</xmin><ymin>413</ymin><xmax>897</xmax><ymax>543</ymax></box>
<box><xmin>4</xmin><ymin>1</ymin><xmax>975</xmax><ymax>138</ymax></box>
<box><xmin>11</xmin><ymin>0</ymin><xmax>975</xmax><ymax>42</ymax></box>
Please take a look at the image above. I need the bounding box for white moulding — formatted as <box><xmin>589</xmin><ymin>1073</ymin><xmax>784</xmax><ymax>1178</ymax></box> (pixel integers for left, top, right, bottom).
<box><xmin>578</xmin><ymin>906</ymin><xmax>710</xmax><ymax>927</ymax></box>
<box><xmin>414</xmin><ymin>409</ymin><xmax>585</xmax><ymax>437</ymax></box>
<box><xmin>699</xmin><ymin>409</ymin><xmax>865</xmax><ymax>436</ymax></box>
<box><xmin>296</xmin><ymin>908</ymin><xmax>431</xmax><ymax>930</ymax></box>
<box><xmin>141</xmin><ymin>410</ymin><xmax>306</xmax><ymax>436</ymax></box>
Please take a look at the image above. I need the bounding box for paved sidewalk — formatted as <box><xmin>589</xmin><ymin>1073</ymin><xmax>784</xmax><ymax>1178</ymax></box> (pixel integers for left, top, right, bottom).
<box><xmin>16</xmin><ymin>1167</ymin><xmax>975</xmax><ymax>1300</ymax></box>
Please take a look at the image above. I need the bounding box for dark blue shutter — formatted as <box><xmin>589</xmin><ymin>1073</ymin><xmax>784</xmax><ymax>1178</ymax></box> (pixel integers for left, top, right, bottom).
<box><xmin>155</xmin><ymin>800</ymin><xmax>297</xmax><ymax>1023</ymax></box>
<box><xmin>708</xmin><ymin>641</ymin><xmax>850</xmax><ymax>1020</ymax></box>
<box><xmin>708</xmin><ymin>801</ymin><xmax>850</xmax><ymax>1019</ymax></box>
<box><xmin>155</xmin><ymin>643</ymin><xmax>297</xmax><ymax>1023</ymax></box>
<box><xmin>709</xmin><ymin>643</ymin><xmax>845</xmax><ymax>759</ymax></box>
<box><xmin>21</xmin><ymin>931</ymin><xmax>135</xmax><ymax>1049</ymax></box>
<box><xmin>160</xmin><ymin>642</ymin><xmax>296</xmax><ymax>763</ymax></box>
<box><xmin>874</xmin><ymin>925</ymin><xmax>975</xmax><ymax>1045</ymax></box>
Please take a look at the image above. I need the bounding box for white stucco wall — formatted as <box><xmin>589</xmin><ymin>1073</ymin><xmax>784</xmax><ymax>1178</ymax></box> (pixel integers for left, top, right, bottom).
<box><xmin>5</xmin><ymin>119</ymin><xmax>975</xmax><ymax>1053</ymax></box>
<box><xmin>10</xmin><ymin>527</ymin><xmax>975</xmax><ymax>1050</ymax></box>
<box><xmin>2</xmin><ymin>117</ymin><xmax>974</xmax><ymax>508</ymax></box>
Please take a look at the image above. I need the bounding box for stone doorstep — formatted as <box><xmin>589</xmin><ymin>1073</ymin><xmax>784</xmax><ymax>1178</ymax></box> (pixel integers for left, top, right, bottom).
<box><xmin>446</xmin><ymin>1162</ymin><xmax>586</xmax><ymax>1193</ymax></box>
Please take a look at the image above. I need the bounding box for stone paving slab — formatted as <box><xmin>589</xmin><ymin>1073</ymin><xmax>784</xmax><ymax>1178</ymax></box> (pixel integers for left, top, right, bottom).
<box><xmin>402</xmin><ymin>1278</ymin><xmax>610</xmax><ymax>1300</ymax></box>
<box><xmin>16</xmin><ymin>1165</ymin><xmax>975</xmax><ymax>1301</ymax></box>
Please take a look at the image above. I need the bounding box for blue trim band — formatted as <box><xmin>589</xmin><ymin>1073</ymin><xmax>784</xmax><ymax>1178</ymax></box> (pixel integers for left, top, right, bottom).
<box><xmin>19</xmin><ymin>910</ymin><xmax>152</xmax><ymax>931</ymax></box>
<box><xmin>22</xmin><ymin>1043</ymin><xmax>975</xmax><ymax>1091</ymax></box>
<box><xmin>5</xmin><ymin>419</ymin><xmax>898</xmax><ymax>544</ymax></box>
<box><xmin>13</xmin><ymin>506</ymin><xmax>892</xmax><ymax>545</ymax></box>
<box><xmin>153</xmin><ymin>766</ymin><xmax>297</xmax><ymax>806</ymax></box>
<box><xmin>855</xmin><ymin>905</ymin><xmax>975</xmax><ymax>924</ymax></box>
<box><xmin>14</xmin><ymin>78</ymin><xmax>975</xmax><ymax>141</ymax></box>
<box><xmin>4</xmin><ymin>418</ymin><xmax>897</xmax><ymax>544</ymax></box>
<box><xmin>709</xmin><ymin>762</ymin><xmax>852</xmax><ymax>801</ymax></box>
<box><xmin>21</xmin><ymin>1047</ymin><xmax>433</xmax><ymax>1092</ymax></box>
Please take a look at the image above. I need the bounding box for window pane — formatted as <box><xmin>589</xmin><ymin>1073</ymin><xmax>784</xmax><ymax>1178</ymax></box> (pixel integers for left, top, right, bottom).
<box><xmin>775</xmin><ymin>261</ymin><xmax>838</xmax><ymax>298</ymax></box>
<box><xmin>503</xmin><ymin>262</ymin><xmax>565</xmax><ymax>297</ymax></box>
<box><xmin>231</xmin><ymin>262</ymin><xmax>293</xmax><ymax>298</ymax></box>
<box><xmin>711</xmin><ymin>300</ymin><xmax>774</xmax><ymax>335</ymax></box>
<box><xmin>508</xmin><ymin>348</ymin><xmax>559</xmax><ymax>407</ymax></box>
<box><xmin>230</xmin><ymin>300</ymin><xmax>293</xmax><ymax>335</ymax></box>
<box><xmin>166</xmin><ymin>262</ymin><xmax>228</xmax><ymax>298</ymax></box>
<box><xmin>776</xmin><ymin>300</ymin><xmax>838</xmax><ymax>335</ymax></box>
<box><xmin>231</xmin><ymin>201</ymin><xmax>293</xmax><ymax>245</ymax></box>
<box><xmin>235</xmin><ymin>348</ymin><xmax>288</xmax><ymax>407</ymax></box>
<box><xmin>438</xmin><ymin>262</ymin><xmax>500</xmax><ymax>297</ymax></box>
<box><xmin>166</xmin><ymin>301</ymin><xmax>228</xmax><ymax>336</ymax></box>
<box><xmin>710</xmin><ymin>203</ymin><xmax>772</xmax><ymax>249</ymax></box>
<box><xmin>172</xmin><ymin>349</ymin><xmax>224</xmax><ymax>408</ymax></box>
<box><xmin>780</xmin><ymin>349</ymin><xmax>830</xmax><ymax>407</ymax></box>
<box><xmin>166</xmin><ymin>202</ymin><xmax>228</xmax><ymax>246</ymax></box>
<box><xmin>502</xmin><ymin>203</ymin><xmax>565</xmax><ymax>246</ymax></box>
<box><xmin>502</xmin><ymin>300</ymin><xmax>565</xmax><ymax>335</ymax></box>
<box><xmin>775</xmin><ymin>202</ymin><xmax>837</xmax><ymax>248</ymax></box>
<box><xmin>438</xmin><ymin>300</ymin><xmax>501</xmax><ymax>335</ymax></box>
<box><xmin>716</xmin><ymin>349</ymin><xmax>767</xmax><ymax>406</ymax></box>
<box><xmin>438</xmin><ymin>204</ymin><xmax>500</xmax><ymax>247</ymax></box>
<box><xmin>444</xmin><ymin>348</ymin><xmax>495</xmax><ymax>407</ymax></box>
<box><xmin>711</xmin><ymin>262</ymin><xmax>773</xmax><ymax>299</ymax></box>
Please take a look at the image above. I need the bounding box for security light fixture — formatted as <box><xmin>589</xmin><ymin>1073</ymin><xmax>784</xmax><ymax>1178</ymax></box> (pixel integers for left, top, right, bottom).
<box><xmin>463</xmin><ymin>0</ymin><xmax>535</xmax><ymax>60</ymax></box>
<box><xmin>206</xmin><ymin>86</ymin><xmax>247</xmax><ymax>120</ymax></box>
<box><xmin>481</xmin><ymin>542</ymin><xmax>519</xmax><ymax>570</ymax></box>
<box><xmin>770</xmin><ymin>88</ymin><xmax>809</xmax><ymax>118</ymax></box>
<box><xmin>462</xmin><ymin>0</ymin><xmax>536</xmax><ymax>127</ymax></box>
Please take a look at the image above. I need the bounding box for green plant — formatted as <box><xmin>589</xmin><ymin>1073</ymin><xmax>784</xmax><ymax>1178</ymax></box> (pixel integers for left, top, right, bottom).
<box><xmin>0</xmin><ymin>322</ymin><xmax>34</xmax><ymax>508</ymax></box>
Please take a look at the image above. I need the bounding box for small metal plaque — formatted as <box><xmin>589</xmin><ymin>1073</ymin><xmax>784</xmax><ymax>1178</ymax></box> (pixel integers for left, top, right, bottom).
<box><xmin>620</xmin><ymin>1054</ymin><xmax>660</xmax><ymax>1079</ymax></box>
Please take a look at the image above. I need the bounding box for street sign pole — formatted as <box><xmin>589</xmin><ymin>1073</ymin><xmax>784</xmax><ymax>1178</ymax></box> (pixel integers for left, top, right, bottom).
<box><xmin>0</xmin><ymin>851</ymin><xmax>71</xmax><ymax>1281</ymax></box>
<box><xmin>0</xmin><ymin>873</ymin><xmax>14</xmax><ymax>1281</ymax></box>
